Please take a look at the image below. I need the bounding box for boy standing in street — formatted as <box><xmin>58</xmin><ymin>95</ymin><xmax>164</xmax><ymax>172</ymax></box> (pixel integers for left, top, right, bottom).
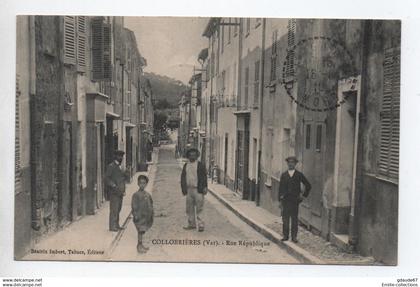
<box><xmin>131</xmin><ymin>175</ymin><xmax>154</xmax><ymax>254</ymax></box>
<box><xmin>278</xmin><ymin>156</ymin><xmax>311</xmax><ymax>243</ymax></box>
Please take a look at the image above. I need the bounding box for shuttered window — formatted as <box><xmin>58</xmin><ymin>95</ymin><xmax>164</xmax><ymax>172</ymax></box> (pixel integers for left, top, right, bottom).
<box><xmin>221</xmin><ymin>70</ymin><xmax>226</xmax><ymax>92</ymax></box>
<box><xmin>91</xmin><ymin>17</ymin><xmax>112</xmax><ymax>81</ymax></box>
<box><xmin>102</xmin><ymin>23</ymin><xmax>112</xmax><ymax>80</ymax></box>
<box><xmin>244</xmin><ymin>66</ymin><xmax>249</xmax><ymax>108</ymax></box>
<box><xmin>227</xmin><ymin>18</ymin><xmax>231</xmax><ymax>44</ymax></box>
<box><xmin>270</xmin><ymin>30</ymin><xmax>278</xmax><ymax>83</ymax></box>
<box><xmin>63</xmin><ymin>16</ymin><xmax>76</xmax><ymax>65</ymax></box>
<box><xmin>378</xmin><ymin>47</ymin><xmax>400</xmax><ymax>180</ymax></box>
<box><xmin>15</xmin><ymin>76</ymin><xmax>22</xmax><ymax>195</ymax></box>
<box><xmin>77</xmin><ymin>16</ymin><xmax>87</xmax><ymax>72</ymax></box>
<box><xmin>221</xmin><ymin>24</ymin><xmax>224</xmax><ymax>53</ymax></box>
<box><xmin>254</xmin><ymin>60</ymin><xmax>260</xmax><ymax>106</ymax></box>
<box><xmin>286</xmin><ymin>19</ymin><xmax>296</xmax><ymax>79</ymax></box>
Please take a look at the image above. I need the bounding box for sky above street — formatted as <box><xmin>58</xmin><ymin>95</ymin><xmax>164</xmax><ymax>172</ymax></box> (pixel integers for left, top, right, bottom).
<box><xmin>125</xmin><ymin>17</ymin><xmax>209</xmax><ymax>84</ymax></box>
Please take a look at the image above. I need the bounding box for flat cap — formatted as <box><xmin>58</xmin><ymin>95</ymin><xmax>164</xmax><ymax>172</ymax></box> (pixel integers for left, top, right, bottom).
<box><xmin>285</xmin><ymin>156</ymin><xmax>298</xmax><ymax>163</ymax></box>
<box><xmin>186</xmin><ymin>147</ymin><xmax>200</xmax><ymax>157</ymax></box>
<box><xmin>114</xmin><ymin>150</ymin><xmax>125</xmax><ymax>156</ymax></box>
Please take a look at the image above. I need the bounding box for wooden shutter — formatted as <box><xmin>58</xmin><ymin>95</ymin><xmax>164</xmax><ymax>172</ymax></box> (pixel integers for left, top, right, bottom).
<box><xmin>64</xmin><ymin>16</ymin><xmax>76</xmax><ymax>65</ymax></box>
<box><xmin>244</xmin><ymin>67</ymin><xmax>249</xmax><ymax>107</ymax></box>
<box><xmin>254</xmin><ymin>60</ymin><xmax>260</xmax><ymax>105</ymax></box>
<box><xmin>378</xmin><ymin>48</ymin><xmax>400</xmax><ymax>179</ymax></box>
<box><xmin>270</xmin><ymin>30</ymin><xmax>278</xmax><ymax>82</ymax></box>
<box><xmin>221</xmin><ymin>23</ymin><xmax>224</xmax><ymax>52</ymax></box>
<box><xmin>91</xmin><ymin>17</ymin><xmax>112</xmax><ymax>81</ymax></box>
<box><xmin>286</xmin><ymin>19</ymin><xmax>296</xmax><ymax>79</ymax></box>
<box><xmin>91</xmin><ymin>17</ymin><xmax>103</xmax><ymax>80</ymax></box>
<box><xmin>77</xmin><ymin>16</ymin><xmax>87</xmax><ymax>72</ymax></box>
<box><xmin>103</xmin><ymin>23</ymin><xmax>112</xmax><ymax>80</ymax></box>
<box><xmin>15</xmin><ymin>76</ymin><xmax>21</xmax><ymax>194</ymax></box>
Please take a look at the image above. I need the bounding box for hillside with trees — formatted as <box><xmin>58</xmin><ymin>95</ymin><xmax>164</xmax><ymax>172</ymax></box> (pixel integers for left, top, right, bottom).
<box><xmin>145</xmin><ymin>72</ymin><xmax>188</xmax><ymax>108</ymax></box>
<box><xmin>146</xmin><ymin>72</ymin><xmax>186</xmax><ymax>140</ymax></box>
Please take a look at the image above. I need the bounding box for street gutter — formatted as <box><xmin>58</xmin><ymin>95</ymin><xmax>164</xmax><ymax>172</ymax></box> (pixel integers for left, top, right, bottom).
<box><xmin>207</xmin><ymin>186</ymin><xmax>325</xmax><ymax>265</ymax></box>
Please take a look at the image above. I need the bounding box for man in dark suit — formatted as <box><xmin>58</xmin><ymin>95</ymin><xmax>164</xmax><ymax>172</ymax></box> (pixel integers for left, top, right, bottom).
<box><xmin>180</xmin><ymin>147</ymin><xmax>207</xmax><ymax>232</ymax></box>
<box><xmin>105</xmin><ymin>150</ymin><xmax>128</xmax><ymax>232</ymax></box>
<box><xmin>278</xmin><ymin>156</ymin><xmax>311</xmax><ymax>243</ymax></box>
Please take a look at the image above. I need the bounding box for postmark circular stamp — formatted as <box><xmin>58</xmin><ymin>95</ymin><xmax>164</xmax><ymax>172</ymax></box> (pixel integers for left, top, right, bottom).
<box><xmin>281</xmin><ymin>36</ymin><xmax>357</xmax><ymax>112</ymax></box>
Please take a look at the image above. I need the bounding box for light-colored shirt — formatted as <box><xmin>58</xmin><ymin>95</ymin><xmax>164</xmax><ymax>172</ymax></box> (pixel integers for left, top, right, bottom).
<box><xmin>186</xmin><ymin>161</ymin><xmax>198</xmax><ymax>187</ymax></box>
<box><xmin>288</xmin><ymin>169</ymin><xmax>296</xmax><ymax>177</ymax></box>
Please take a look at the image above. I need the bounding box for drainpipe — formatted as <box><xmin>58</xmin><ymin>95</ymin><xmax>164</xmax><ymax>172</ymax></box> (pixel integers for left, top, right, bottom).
<box><xmin>256</xmin><ymin>18</ymin><xmax>266</xmax><ymax>206</ymax></box>
<box><xmin>121</xmin><ymin>63</ymin><xmax>124</xmax><ymax>151</ymax></box>
<box><xmin>29</xmin><ymin>15</ymin><xmax>41</xmax><ymax>231</ymax></box>
<box><xmin>349</xmin><ymin>20</ymin><xmax>370</xmax><ymax>246</ymax></box>
<box><xmin>57</xmin><ymin>16</ymin><xmax>66</xmax><ymax>223</ymax></box>
<box><xmin>234</xmin><ymin>18</ymin><xmax>243</xmax><ymax>192</ymax></box>
<box><xmin>209</xmin><ymin>39</ymin><xmax>213</xmax><ymax>166</ymax></box>
<box><xmin>188</xmin><ymin>90</ymin><xmax>192</xmax><ymax>145</ymax></box>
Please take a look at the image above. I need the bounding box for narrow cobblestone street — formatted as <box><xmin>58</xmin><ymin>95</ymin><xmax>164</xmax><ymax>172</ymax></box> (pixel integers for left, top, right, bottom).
<box><xmin>111</xmin><ymin>145</ymin><xmax>299</xmax><ymax>263</ymax></box>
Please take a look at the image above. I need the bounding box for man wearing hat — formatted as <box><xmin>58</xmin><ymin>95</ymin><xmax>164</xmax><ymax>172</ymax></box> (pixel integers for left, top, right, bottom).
<box><xmin>278</xmin><ymin>156</ymin><xmax>311</xmax><ymax>243</ymax></box>
<box><xmin>180</xmin><ymin>147</ymin><xmax>208</xmax><ymax>232</ymax></box>
<box><xmin>105</xmin><ymin>150</ymin><xmax>128</xmax><ymax>232</ymax></box>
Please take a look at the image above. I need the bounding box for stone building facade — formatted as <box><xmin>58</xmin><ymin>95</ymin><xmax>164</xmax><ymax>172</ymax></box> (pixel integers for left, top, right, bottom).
<box><xmin>193</xmin><ymin>17</ymin><xmax>400</xmax><ymax>264</ymax></box>
<box><xmin>15</xmin><ymin>16</ymin><xmax>153</xmax><ymax>258</ymax></box>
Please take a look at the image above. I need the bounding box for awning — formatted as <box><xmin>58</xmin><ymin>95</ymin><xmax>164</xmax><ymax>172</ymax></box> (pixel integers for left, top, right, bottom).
<box><xmin>233</xmin><ymin>110</ymin><xmax>251</xmax><ymax>116</ymax></box>
<box><xmin>143</xmin><ymin>130</ymin><xmax>154</xmax><ymax>135</ymax></box>
<box><xmin>106</xmin><ymin>111</ymin><xmax>120</xmax><ymax>119</ymax></box>
<box><xmin>125</xmin><ymin>122</ymin><xmax>136</xmax><ymax>128</ymax></box>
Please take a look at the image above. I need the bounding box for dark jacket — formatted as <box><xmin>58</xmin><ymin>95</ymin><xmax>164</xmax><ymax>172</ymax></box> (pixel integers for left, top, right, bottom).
<box><xmin>181</xmin><ymin>161</ymin><xmax>208</xmax><ymax>195</ymax></box>
<box><xmin>131</xmin><ymin>190</ymin><xmax>154</xmax><ymax>232</ymax></box>
<box><xmin>278</xmin><ymin>170</ymin><xmax>311</xmax><ymax>203</ymax></box>
<box><xmin>105</xmin><ymin>161</ymin><xmax>127</xmax><ymax>196</ymax></box>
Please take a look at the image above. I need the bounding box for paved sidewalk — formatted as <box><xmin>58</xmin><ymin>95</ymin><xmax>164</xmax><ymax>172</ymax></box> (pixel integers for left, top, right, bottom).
<box><xmin>208</xmin><ymin>182</ymin><xmax>377</xmax><ymax>265</ymax></box>
<box><xmin>22</xmin><ymin>149</ymin><xmax>158</xmax><ymax>261</ymax></box>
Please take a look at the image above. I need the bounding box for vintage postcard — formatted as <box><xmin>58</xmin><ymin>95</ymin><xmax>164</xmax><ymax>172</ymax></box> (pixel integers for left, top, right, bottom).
<box><xmin>15</xmin><ymin>16</ymin><xmax>400</xmax><ymax>265</ymax></box>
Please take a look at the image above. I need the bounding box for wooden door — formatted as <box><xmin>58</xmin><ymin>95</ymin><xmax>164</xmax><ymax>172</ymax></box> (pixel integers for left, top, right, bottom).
<box><xmin>40</xmin><ymin>122</ymin><xmax>55</xmax><ymax>226</ymax></box>
<box><xmin>96</xmin><ymin>123</ymin><xmax>104</xmax><ymax>208</ymax></box>
<box><xmin>105</xmin><ymin>117</ymin><xmax>114</xmax><ymax>166</ymax></box>
<box><xmin>126</xmin><ymin>127</ymin><xmax>133</xmax><ymax>177</ymax></box>
<box><xmin>300</xmin><ymin>119</ymin><xmax>326</xmax><ymax>231</ymax></box>
<box><xmin>236</xmin><ymin>131</ymin><xmax>244</xmax><ymax>194</ymax></box>
<box><xmin>61</xmin><ymin>122</ymin><xmax>73</xmax><ymax>223</ymax></box>
<box><xmin>236</xmin><ymin>118</ymin><xmax>250</xmax><ymax>198</ymax></box>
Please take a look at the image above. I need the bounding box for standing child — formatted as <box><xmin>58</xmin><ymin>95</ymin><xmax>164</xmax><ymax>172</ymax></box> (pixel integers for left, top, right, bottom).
<box><xmin>131</xmin><ymin>174</ymin><xmax>154</xmax><ymax>253</ymax></box>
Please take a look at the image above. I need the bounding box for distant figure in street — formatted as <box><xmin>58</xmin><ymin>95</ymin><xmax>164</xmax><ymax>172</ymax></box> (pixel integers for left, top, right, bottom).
<box><xmin>131</xmin><ymin>174</ymin><xmax>154</xmax><ymax>254</ymax></box>
<box><xmin>105</xmin><ymin>150</ymin><xmax>128</xmax><ymax>232</ymax></box>
<box><xmin>278</xmin><ymin>156</ymin><xmax>311</xmax><ymax>243</ymax></box>
<box><xmin>180</xmin><ymin>147</ymin><xmax>207</xmax><ymax>232</ymax></box>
